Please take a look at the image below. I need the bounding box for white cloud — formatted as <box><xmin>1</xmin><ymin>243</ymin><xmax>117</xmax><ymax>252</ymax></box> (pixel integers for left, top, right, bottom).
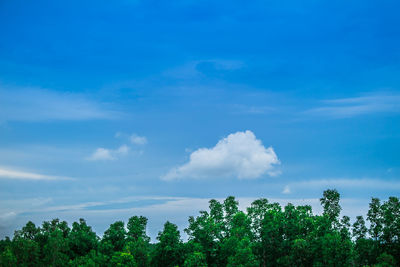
<box><xmin>87</xmin><ymin>148</ymin><xmax>115</xmax><ymax>161</ymax></box>
<box><xmin>282</xmin><ymin>185</ymin><xmax>291</xmax><ymax>194</ymax></box>
<box><xmin>117</xmin><ymin>145</ymin><xmax>129</xmax><ymax>154</ymax></box>
<box><xmin>0</xmin><ymin>167</ymin><xmax>73</xmax><ymax>180</ymax></box>
<box><xmin>163</xmin><ymin>59</ymin><xmax>244</xmax><ymax>79</ymax></box>
<box><xmin>86</xmin><ymin>145</ymin><xmax>130</xmax><ymax>161</ymax></box>
<box><xmin>130</xmin><ymin>134</ymin><xmax>147</xmax><ymax>145</ymax></box>
<box><xmin>306</xmin><ymin>92</ymin><xmax>400</xmax><ymax>118</ymax></box>
<box><xmin>162</xmin><ymin>130</ymin><xmax>280</xmax><ymax>180</ymax></box>
<box><xmin>231</xmin><ymin>104</ymin><xmax>276</xmax><ymax>115</ymax></box>
<box><xmin>0</xmin><ymin>86</ymin><xmax>119</xmax><ymax>122</ymax></box>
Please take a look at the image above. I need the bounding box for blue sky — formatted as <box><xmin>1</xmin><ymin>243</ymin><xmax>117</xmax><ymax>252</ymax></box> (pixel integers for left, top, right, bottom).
<box><xmin>1</xmin><ymin>0</ymin><xmax>400</xmax><ymax>239</ymax></box>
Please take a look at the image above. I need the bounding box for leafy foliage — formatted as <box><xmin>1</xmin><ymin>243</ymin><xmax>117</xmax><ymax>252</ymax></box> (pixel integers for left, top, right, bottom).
<box><xmin>1</xmin><ymin>190</ymin><xmax>399</xmax><ymax>266</ymax></box>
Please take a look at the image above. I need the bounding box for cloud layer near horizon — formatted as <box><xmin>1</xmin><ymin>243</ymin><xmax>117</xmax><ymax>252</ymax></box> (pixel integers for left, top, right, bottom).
<box><xmin>163</xmin><ymin>130</ymin><xmax>280</xmax><ymax>180</ymax></box>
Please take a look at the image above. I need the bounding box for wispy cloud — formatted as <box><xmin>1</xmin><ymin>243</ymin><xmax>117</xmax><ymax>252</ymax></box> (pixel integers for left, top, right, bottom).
<box><xmin>282</xmin><ymin>185</ymin><xmax>291</xmax><ymax>194</ymax></box>
<box><xmin>0</xmin><ymin>167</ymin><xmax>74</xmax><ymax>180</ymax></box>
<box><xmin>0</xmin><ymin>85</ymin><xmax>119</xmax><ymax>122</ymax></box>
<box><xmin>305</xmin><ymin>92</ymin><xmax>400</xmax><ymax>118</ymax></box>
<box><xmin>130</xmin><ymin>134</ymin><xmax>147</xmax><ymax>145</ymax></box>
<box><xmin>231</xmin><ymin>104</ymin><xmax>276</xmax><ymax>115</ymax></box>
<box><xmin>86</xmin><ymin>145</ymin><xmax>129</xmax><ymax>161</ymax></box>
<box><xmin>283</xmin><ymin>178</ymin><xmax>400</xmax><ymax>194</ymax></box>
<box><xmin>87</xmin><ymin>132</ymin><xmax>146</xmax><ymax>161</ymax></box>
<box><xmin>163</xmin><ymin>59</ymin><xmax>244</xmax><ymax>79</ymax></box>
<box><xmin>162</xmin><ymin>130</ymin><xmax>280</xmax><ymax>180</ymax></box>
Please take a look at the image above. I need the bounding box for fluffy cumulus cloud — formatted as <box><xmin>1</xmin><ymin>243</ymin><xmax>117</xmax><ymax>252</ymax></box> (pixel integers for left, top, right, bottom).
<box><xmin>86</xmin><ymin>145</ymin><xmax>129</xmax><ymax>161</ymax></box>
<box><xmin>163</xmin><ymin>130</ymin><xmax>280</xmax><ymax>180</ymax></box>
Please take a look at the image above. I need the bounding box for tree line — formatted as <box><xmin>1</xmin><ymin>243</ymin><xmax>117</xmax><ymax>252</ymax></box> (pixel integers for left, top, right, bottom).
<box><xmin>0</xmin><ymin>189</ymin><xmax>399</xmax><ymax>266</ymax></box>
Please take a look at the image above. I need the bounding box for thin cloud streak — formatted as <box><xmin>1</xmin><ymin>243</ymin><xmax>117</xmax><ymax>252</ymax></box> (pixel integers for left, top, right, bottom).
<box><xmin>0</xmin><ymin>86</ymin><xmax>120</xmax><ymax>122</ymax></box>
<box><xmin>284</xmin><ymin>178</ymin><xmax>400</xmax><ymax>194</ymax></box>
<box><xmin>0</xmin><ymin>167</ymin><xmax>75</xmax><ymax>181</ymax></box>
<box><xmin>305</xmin><ymin>92</ymin><xmax>400</xmax><ymax>118</ymax></box>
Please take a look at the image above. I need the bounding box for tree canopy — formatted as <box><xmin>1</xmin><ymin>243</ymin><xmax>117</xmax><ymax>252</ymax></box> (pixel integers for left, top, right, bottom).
<box><xmin>1</xmin><ymin>189</ymin><xmax>399</xmax><ymax>267</ymax></box>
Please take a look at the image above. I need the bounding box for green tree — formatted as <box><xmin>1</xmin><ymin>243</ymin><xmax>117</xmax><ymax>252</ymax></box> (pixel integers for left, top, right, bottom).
<box><xmin>222</xmin><ymin>212</ymin><xmax>257</xmax><ymax>267</ymax></box>
<box><xmin>367</xmin><ymin>197</ymin><xmax>383</xmax><ymax>241</ymax></box>
<box><xmin>367</xmin><ymin>197</ymin><xmax>384</xmax><ymax>263</ymax></box>
<box><xmin>315</xmin><ymin>232</ymin><xmax>352</xmax><ymax>267</ymax></box>
<box><xmin>260</xmin><ymin>202</ymin><xmax>285</xmax><ymax>266</ymax></box>
<box><xmin>223</xmin><ymin>196</ymin><xmax>239</xmax><ymax>235</ymax></box>
<box><xmin>2</xmin><ymin>190</ymin><xmax>400</xmax><ymax>267</ymax></box>
<box><xmin>353</xmin><ymin>215</ymin><xmax>374</xmax><ymax>266</ymax></box>
<box><xmin>125</xmin><ymin>238</ymin><xmax>150</xmax><ymax>267</ymax></box>
<box><xmin>43</xmin><ymin>229</ymin><xmax>70</xmax><ymax>266</ymax></box>
<box><xmin>339</xmin><ymin>216</ymin><xmax>351</xmax><ymax>240</ymax></box>
<box><xmin>247</xmin><ymin>198</ymin><xmax>270</xmax><ymax>267</ymax></box>
<box><xmin>125</xmin><ymin>215</ymin><xmax>151</xmax><ymax>266</ymax></box>
<box><xmin>11</xmin><ymin>221</ymin><xmax>40</xmax><ymax>266</ymax></box>
<box><xmin>127</xmin><ymin>216</ymin><xmax>150</xmax><ymax>243</ymax></box>
<box><xmin>11</xmin><ymin>238</ymin><xmax>40</xmax><ymax>266</ymax></box>
<box><xmin>376</xmin><ymin>252</ymin><xmax>395</xmax><ymax>267</ymax></box>
<box><xmin>68</xmin><ymin>218</ymin><xmax>99</xmax><ymax>259</ymax></box>
<box><xmin>353</xmin><ymin>238</ymin><xmax>375</xmax><ymax>267</ymax></box>
<box><xmin>320</xmin><ymin>189</ymin><xmax>341</xmax><ymax>228</ymax></box>
<box><xmin>102</xmin><ymin>221</ymin><xmax>126</xmax><ymax>252</ymax></box>
<box><xmin>69</xmin><ymin>249</ymin><xmax>108</xmax><ymax>267</ymax></box>
<box><xmin>289</xmin><ymin>238</ymin><xmax>312</xmax><ymax>267</ymax></box>
<box><xmin>0</xmin><ymin>247</ymin><xmax>17</xmax><ymax>267</ymax></box>
<box><xmin>352</xmin><ymin>215</ymin><xmax>367</xmax><ymax>240</ymax></box>
<box><xmin>184</xmin><ymin>251</ymin><xmax>207</xmax><ymax>267</ymax></box>
<box><xmin>185</xmin><ymin>199</ymin><xmax>225</xmax><ymax>266</ymax></box>
<box><xmin>152</xmin><ymin>221</ymin><xmax>184</xmax><ymax>267</ymax></box>
<box><xmin>381</xmin><ymin>197</ymin><xmax>400</xmax><ymax>263</ymax></box>
<box><xmin>34</xmin><ymin>219</ymin><xmax>71</xmax><ymax>266</ymax></box>
<box><xmin>111</xmin><ymin>251</ymin><xmax>137</xmax><ymax>267</ymax></box>
<box><xmin>227</xmin><ymin>238</ymin><xmax>258</xmax><ymax>267</ymax></box>
<box><xmin>15</xmin><ymin>221</ymin><xmax>39</xmax><ymax>241</ymax></box>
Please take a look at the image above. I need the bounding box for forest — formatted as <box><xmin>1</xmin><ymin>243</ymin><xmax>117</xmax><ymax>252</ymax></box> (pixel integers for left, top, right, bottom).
<box><xmin>0</xmin><ymin>189</ymin><xmax>399</xmax><ymax>267</ymax></box>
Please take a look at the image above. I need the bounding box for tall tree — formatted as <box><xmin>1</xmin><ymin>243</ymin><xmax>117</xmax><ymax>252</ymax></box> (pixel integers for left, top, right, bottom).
<box><xmin>320</xmin><ymin>189</ymin><xmax>341</xmax><ymax>228</ymax></box>
<box><xmin>381</xmin><ymin>197</ymin><xmax>400</xmax><ymax>264</ymax></box>
<box><xmin>260</xmin><ymin>202</ymin><xmax>284</xmax><ymax>266</ymax></box>
<box><xmin>367</xmin><ymin>197</ymin><xmax>384</xmax><ymax>264</ymax></box>
<box><xmin>127</xmin><ymin>216</ymin><xmax>150</xmax><ymax>243</ymax></box>
<box><xmin>43</xmin><ymin>229</ymin><xmax>70</xmax><ymax>266</ymax></box>
<box><xmin>152</xmin><ymin>221</ymin><xmax>184</xmax><ymax>267</ymax></box>
<box><xmin>39</xmin><ymin>219</ymin><xmax>70</xmax><ymax>266</ymax></box>
<box><xmin>352</xmin><ymin>216</ymin><xmax>367</xmax><ymax>241</ymax></box>
<box><xmin>224</xmin><ymin>212</ymin><xmax>258</xmax><ymax>267</ymax></box>
<box><xmin>367</xmin><ymin>198</ymin><xmax>383</xmax><ymax>241</ymax></box>
<box><xmin>68</xmin><ymin>218</ymin><xmax>99</xmax><ymax>259</ymax></box>
<box><xmin>247</xmin><ymin>198</ymin><xmax>270</xmax><ymax>267</ymax></box>
<box><xmin>185</xmin><ymin>199</ymin><xmax>225</xmax><ymax>266</ymax></box>
<box><xmin>102</xmin><ymin>221</ymin><xmax>126</xmax><ymax>253</ymax></box>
